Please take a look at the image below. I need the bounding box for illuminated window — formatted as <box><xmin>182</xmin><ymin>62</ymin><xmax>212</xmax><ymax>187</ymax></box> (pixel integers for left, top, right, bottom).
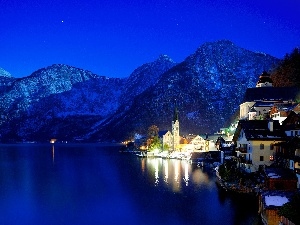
<box><xmin>270</xmin><ymin>155</ymin><xmax>274</xmax><ymax>161</ymax></box>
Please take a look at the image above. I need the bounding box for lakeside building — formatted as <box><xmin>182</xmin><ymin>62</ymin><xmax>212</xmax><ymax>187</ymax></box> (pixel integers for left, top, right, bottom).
<box><xmin>231</xmin><ymin>71</ymin><xmax>300</xmax><ymax>225</ymax></box>
<box><xmin>281</xmin><ymin>112</ymin><xmax>300</xmax><ymax>188</ymax></box>
<box><xmin>159</xmin><ymin>108</ymin><xmax>213</xmax><ymax>153</ymax></box>
<box><xmin>233</xmin><ymin>119</ymin><xmax>286</xmax><ymax>172</ymax></box>
<box><xmin>234</xmin><ymin>71</ymin><xmax>300</xmax><ymax>172</ymax></box>
<box><xmin>270</xmin><ymin>102</ymin><xmax>300</xmax><ymax>125</ymax></box>
<box><xmin>259</xmin><ymin>190</ymin><xmax>296</xmax><ymax>225</ymax></box>
<box><xmin>239</xmin><ymin>72</ymin><xmax>300</xmax><ymax>121</ymax></box>
<box><xmin>158</xmin><ymin>130</ymin><xmax>172</xmax><ymax>151</ymax></box>
<box><xmin>258</xmin><ymin>167</ymin><xmax>298</xmax><ymax>225</ymax></box>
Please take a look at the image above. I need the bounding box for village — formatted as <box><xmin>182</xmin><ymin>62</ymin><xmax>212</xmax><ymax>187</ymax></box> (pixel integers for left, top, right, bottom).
<box><xmin>122</xmin><ymin>71</ymin><xmax>300</xmax><ymax>225</ymax></box>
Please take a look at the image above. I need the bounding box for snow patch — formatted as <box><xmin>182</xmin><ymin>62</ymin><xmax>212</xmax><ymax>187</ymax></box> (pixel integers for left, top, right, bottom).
<box><xmin>267</xmin><ymin>172</ymin><xmax>281</xmax><ymax>178</ymax></box>
<box><xmin>265</xmin><ymin>195</ymin><xmax>288</xmax><ymax>207</ymax></box>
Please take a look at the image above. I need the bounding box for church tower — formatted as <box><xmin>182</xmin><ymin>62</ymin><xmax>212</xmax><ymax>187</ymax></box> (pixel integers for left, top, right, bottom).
<box><xmin>256</xmin><ymin>71</ymin><xmax>273</xmax><ymax>87</ymax></box>
<box><xmin>172</xmin><ymin>106</ymin><xmax>180</xmax><ymax>151</ymax></box>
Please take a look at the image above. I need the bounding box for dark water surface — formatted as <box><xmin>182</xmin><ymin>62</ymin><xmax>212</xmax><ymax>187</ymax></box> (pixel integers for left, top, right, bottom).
<box><xmin>0</xmin><ymin>144</ymin><xmax>262</xmax><ymax>225</ymax></box>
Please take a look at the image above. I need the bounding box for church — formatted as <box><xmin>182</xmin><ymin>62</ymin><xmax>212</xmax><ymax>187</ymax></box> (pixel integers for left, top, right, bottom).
<box><xmin>159</xmin><ymin>106</ymin><xmax>180</xmax><ymax>151</ymax></box>
<box><xmin>159</xmin><ymin>106</ymin><xmax>207</xmax><ymax>152</ymax></box>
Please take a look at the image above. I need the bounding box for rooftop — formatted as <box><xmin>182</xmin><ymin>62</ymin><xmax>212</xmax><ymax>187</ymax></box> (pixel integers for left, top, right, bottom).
<box><xmin>261</xmin><ymin>190</ymin><xmax>296</xmax><ymax>209</ymax></box>
<box><xmin>243</xmin><ymin>87</ymin><xmax>300</xmax><ymax>102</ymax></box>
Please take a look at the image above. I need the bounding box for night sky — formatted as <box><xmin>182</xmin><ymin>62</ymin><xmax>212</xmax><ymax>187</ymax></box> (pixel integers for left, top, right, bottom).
<box><xmin>1</xmin><ymin>0</ymin><xmax>299</xmax><ymax>78</ymax></box>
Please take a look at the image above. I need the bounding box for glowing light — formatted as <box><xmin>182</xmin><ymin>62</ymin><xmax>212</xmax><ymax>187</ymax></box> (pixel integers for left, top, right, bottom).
<box><xmin>50</xmin><ymin>139</ymin><xmax>57</xmax><ymax>144</ymax></box>
<box><xmin>164</xmin><ymin>161</ymin><xmax>169</xmax><ymax>183</ymax></box>
<box><xmin>52</xmin><ymin>145</ymin><xmax>55</xmax><ymax>164</ymax></box>
<box><xmin>174</xmin><ymin>160</ymin><xmax>179</xmax><ymax>183</ymax></box>
<box><xmin>155</xmin><ymin>159</ymin><xmax>159</xmax><ymax>186</ymax></box>
<box><xmin>184</xmin><ymin>162</ymin><xmax>189</xmax><ymax>186</ymax></box>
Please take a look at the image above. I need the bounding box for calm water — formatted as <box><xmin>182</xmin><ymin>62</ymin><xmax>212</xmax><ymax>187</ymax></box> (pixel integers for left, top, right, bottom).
<box><xmin>0</xmin><ymin>144</ymin><xmax>262</xmax><ymax>225</ymax></box>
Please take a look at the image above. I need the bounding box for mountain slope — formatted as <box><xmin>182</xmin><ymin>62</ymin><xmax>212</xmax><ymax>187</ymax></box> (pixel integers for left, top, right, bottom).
<box><xmin>120</xmin><ymin>54</ymin><xmax>176</xmax><ymax>106</ymax></box>
<box><xmin>91</xmin><ymin>40</ymin><xmax>279</xmax><ymax>141</ymax></box>
<box><xmin>0</xmin><ymin>40</ymin><xmax>280</xmax><ymax>142</ymax></box>
<box><xmin>0</xmin><ymin>64</ymin><xmax>126</xmax><ymax>141</ymax></box>
<box><xmin>0</xmin><ymin>67</ymin><xmax>15</xmax><ymax>91</ymax></box>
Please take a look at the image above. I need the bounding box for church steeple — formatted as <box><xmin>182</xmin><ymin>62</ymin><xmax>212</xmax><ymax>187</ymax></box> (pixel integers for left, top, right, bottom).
<box><xmin>173</xmin><ymin>106</ymin><xmax>179</xmax><ymax>122</ymax></box>
<box><xmin>256</xmin><ymin>71</ymin><xmax>273</xmax><ymax>87</ymax></box>
<box><xmin>172</xmin><ymin>105</ymin><xmax>180</xmax><ymax>151</ymax></box>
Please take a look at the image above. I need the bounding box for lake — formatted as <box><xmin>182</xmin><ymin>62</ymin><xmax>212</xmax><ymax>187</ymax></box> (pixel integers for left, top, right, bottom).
<box><xmin>0</xmin><ymin>143</ymin><xmax>263</xmax><ymax>225</ymax></box>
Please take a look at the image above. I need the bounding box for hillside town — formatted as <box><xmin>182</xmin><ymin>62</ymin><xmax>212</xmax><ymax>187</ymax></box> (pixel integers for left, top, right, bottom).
<box><xmin>122</xmin><ymin>71</ymin><xmax>300</xmax><ymax>225</ymax></box>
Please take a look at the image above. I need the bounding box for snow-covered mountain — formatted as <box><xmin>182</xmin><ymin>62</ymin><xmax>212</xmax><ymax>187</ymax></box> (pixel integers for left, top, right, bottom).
<box><xmin>120</xmin><ymin>54</ymin><xmax>176</xmax><ymax>106</ymax></box>
<box><xmin>91</xmin><ymin>40</ymin><xmax>279</xmax><ymax>142</ymax></box>
<box><xmin>0</xmin><ymin>40</ymin><xmax>279</xmax><ymax>142</ymax></box>
<box><xmin>0</xmin><ymin>67</ymin><xmax>15</xmax><ymax>90</ymax></box>
<box><xmin>0</xmin><ymin>64</ymin><xmax>126</xmax><ymax>141</ymax></box>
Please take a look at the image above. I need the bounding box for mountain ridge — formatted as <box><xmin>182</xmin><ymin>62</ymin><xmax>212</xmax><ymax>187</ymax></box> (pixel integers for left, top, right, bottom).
<box><xmin>91</xmin><ymin>40</ymin><xmax>279</xmax><ymax>141</ymax></box>
<box><xmin>0</xmin><ymin>40</ymin><xmax>280</xmax><ymax>142</ymax></box>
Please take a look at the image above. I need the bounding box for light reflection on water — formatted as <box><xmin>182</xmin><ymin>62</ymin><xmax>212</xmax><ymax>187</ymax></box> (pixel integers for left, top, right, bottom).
<box><xmin>52</xmin><ymin>144</ymin><xmax>55</xmax><ymax>164</ymax></box>
<box><xmin>143</xmin><ymin>157</ymin><xmax>213</xmax><ymax>192</ymax></box>
<box><xmin>0</xmin><ymin>144</ymin><xmax>263</xmax><ymax>225</ymax></box>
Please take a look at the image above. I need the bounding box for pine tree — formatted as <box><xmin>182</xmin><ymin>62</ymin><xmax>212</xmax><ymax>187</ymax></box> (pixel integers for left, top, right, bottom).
<box><xmin>271</xmin><ymin>48</ymin><xmax>300</xmax><ymax>88</ymax></box>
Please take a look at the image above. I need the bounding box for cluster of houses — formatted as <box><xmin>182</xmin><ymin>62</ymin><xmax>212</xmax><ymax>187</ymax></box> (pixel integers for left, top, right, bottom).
<box><xmin>232</xmin><ymin>71</ymin><xmax>300</xmax><ymax>225</ymax></box>
<box><xmin>129</xmin><ymin>71</ymin><xmax>300</xmax><ymax>225</ymax></box>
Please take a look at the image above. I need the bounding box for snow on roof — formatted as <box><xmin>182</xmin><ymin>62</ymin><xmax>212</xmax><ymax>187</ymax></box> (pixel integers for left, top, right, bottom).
<box><xmin>265</xmin><ymin>167</ymin><xmax>297</xmax><ymax>180</ymax></box>
<box><xmin>267</xmin><ymin>172</ymin><xmax>281</xmax><ymax>178</ymax></box>
<box><xmin>265</xmin><ymin>195</ymin><xmax>288</xmax><ymax>207</ymax></box>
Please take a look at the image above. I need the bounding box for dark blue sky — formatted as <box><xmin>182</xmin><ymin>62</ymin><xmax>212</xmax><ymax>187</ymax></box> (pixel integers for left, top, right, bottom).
<box><xmin>1</xmin><ymin>0</ymin><xmax>299</xmax><ymax>78</ymax></box>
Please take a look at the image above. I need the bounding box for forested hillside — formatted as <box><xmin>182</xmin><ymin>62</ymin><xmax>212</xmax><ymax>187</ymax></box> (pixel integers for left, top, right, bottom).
<box><xmin>271</xmin><ymin>48</ymin><xmax>300</xmax><ymax>88</ymax></box>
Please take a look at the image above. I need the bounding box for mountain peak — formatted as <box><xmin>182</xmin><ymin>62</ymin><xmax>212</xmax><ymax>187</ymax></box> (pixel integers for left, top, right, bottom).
<box><xmin>196</xmin><ymin>39</ymin><xmax>237</xmax><ymax>53</ymax></box>
<box><xmin>0</xmin><ymin>39</ymin><xmax>283</xmax><ymax>142</ymax></box>
<box><xmin>157</xmin><ymin>54</ymin><xmax>174</xmax><ymax>63</ymax></box>
<box><xmin>204</xmin><ymin>39</ymin><xmax>234</xmax><ymax>46</ymax></box>
<box><xmin>27</xmin><ymin>63</ymin><xmax>99</xmax><ymax>83</ymax></box>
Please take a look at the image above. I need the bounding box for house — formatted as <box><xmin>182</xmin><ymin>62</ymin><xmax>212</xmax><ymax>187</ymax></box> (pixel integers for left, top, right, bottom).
<box><xmin>203</xmin><ymin>133</ymin><xmax>227</xmax><ymax>151</ymax></box>
<box><xmin>228</xmin><ymin>71</ymin><xmax>300</xmax><ymax>224</ymax></box>
<box><xmin>263</xmin><ymin>167</ymin><xmax>298</xmax><ymax>191</ymax></box>
<box><xmin>239</xmin><ymin>71</ymin><xmax>300</xmax><ymax>120</ymax></box>
<box><xmin>158</xmin><ymin>130</ymin><xmax>173</xmax><ymax>151</ymax></box>
<box><xmin>255</xmin><ymin>71</ymin><xmax>273</xmax><ymax>87</ymax></box>
<box><xmin>233</xmin><ymin>119</ymin><xmax>286</xmax><ymax>172</ymax></box>
<box><xmin>292</xmin><ymin>142</ymin><xmax>300</xmax><ymax>189</ymax></box>
<box><xmin>259</xmin><ymin>190</ymin><xmax>296</xmax><ymax>225</ymax></box>
<box><xmin>282</xmin><ymin>110</ymin><xmax>300</xmax><ymax>137</ymax></box>
<box><xmin>270</xmin><ymin>102</ymin><xmax>297</xmax><ymax>125</ymax></box>
<box><xmin>280</xmin><ymin>111</ymin><xmax>300</xmax><ymax>187</ymax></box>
<box><xmin>190</xmin><ymin>135</ymin><xmax>206</xmax><ymax>151</ymax></box>
<box><xmin>281</xmin><ymin>136</ymin><xmax>300</xmax><ymax>188</ymax></box>
<box><xmin>259</xmin><ymin>167</ymin><xmax>297</xmax><ymax>225</ymax></box>
<box><xmin>181</xmin><ymin>134</ymin><xmax>206</xmax><ymax>151</ymax></box>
